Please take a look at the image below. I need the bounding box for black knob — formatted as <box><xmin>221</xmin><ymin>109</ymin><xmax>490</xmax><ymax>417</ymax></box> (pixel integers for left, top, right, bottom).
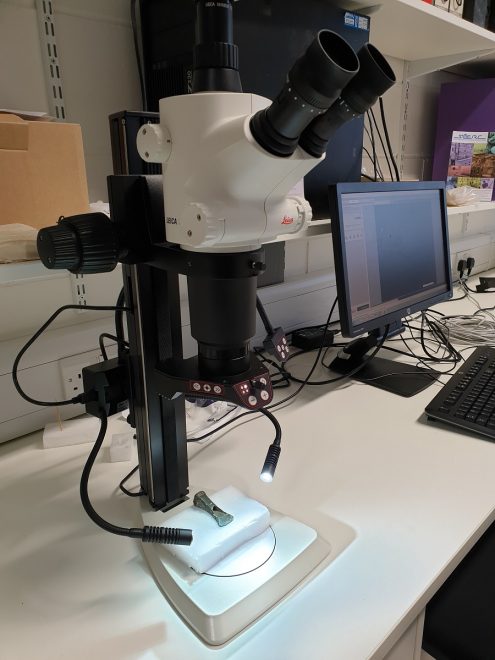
<box><xmin>251</xmin><ymin>261</ymin><xmax>266</xmax><ymax>274</ymax></box>
<box><xmin>250</xmin><ymin>379</ymin><xmax>265</xmax><ymax>391</ymax></box>
<box><xmin>37</xmin><ymin>213</ymin><xmax>120</xmax><ymax>274</ymax></box>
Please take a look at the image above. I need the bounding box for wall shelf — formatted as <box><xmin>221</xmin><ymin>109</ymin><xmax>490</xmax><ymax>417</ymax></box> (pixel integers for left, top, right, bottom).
<box><xmin>447</xmin><ymin>202</ymin><xmax>495</xmax><ymax>216</ymax></box>
<box><xmin>363</xmin><ymin>0</ymin><xmax>495</xmax><ymax>77</ymax></box>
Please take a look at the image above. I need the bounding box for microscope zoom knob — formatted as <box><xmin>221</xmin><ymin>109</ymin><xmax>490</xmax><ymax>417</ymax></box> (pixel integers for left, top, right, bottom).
<box><xmin>37</xmin><ymin>213</ymin><xmax>120</xmax><ymax>274</ymax></box>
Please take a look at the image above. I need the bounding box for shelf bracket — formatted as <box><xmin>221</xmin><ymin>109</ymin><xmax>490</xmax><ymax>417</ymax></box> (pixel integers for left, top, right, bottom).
<box><xmin>406</xmin><ymin>49</ymin><xmax>495</xmax><ymax>79</ymax></box>
<box><xmin>35</xmin><ymin>0</ymin><xmax>66</xmax><ymax>120</ymax></box>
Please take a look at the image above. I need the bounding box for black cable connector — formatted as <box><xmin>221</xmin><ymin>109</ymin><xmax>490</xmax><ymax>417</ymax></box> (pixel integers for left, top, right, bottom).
<box><xmin>140</xmin><ymin>526</ymin><xmax>193</xmax><ymax>545</ymax></box>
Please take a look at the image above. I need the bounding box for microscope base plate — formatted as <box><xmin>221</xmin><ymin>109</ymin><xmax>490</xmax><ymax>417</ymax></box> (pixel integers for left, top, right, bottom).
<box><xmin>140</xmin><ymin>500</ymin><xmax>354</xmax><ymax>645</ymax></box>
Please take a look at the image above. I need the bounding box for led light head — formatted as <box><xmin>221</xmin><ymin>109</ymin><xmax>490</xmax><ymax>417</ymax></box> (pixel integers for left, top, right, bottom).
<box><xmin>259</xmin><ymin>443</ymin><xmax>281</xmax><ymax>483</ymax></box>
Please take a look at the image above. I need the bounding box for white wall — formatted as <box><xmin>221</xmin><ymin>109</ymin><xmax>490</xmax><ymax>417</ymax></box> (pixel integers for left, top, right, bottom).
<box><xmin>0</xmin><ymin>0</ymin><xmax>141</xmax><ymax>202</ymax></box>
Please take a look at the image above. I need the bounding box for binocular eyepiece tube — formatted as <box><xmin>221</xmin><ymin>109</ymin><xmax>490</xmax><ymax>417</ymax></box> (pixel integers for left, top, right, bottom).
<box><xmin>250</xmin><ymin>30</ymin><xmax>396</xmax><ymax>159</ymax></box>
<box><xmin>250</xmin><ymin>30</ymin><xmax>360</xmax><ymax>158</ymax></box>
<box><xmin>299</xmin><ymin>43</ymin><xmax>396</xmax><ymax>158</ymax></box>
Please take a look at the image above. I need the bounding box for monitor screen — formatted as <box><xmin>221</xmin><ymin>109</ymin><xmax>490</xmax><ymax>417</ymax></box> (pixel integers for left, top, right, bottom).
<box><xmin>330</xmin><ymin>182</ymin><xmax>452</xmax><ymax>338</ymax></box>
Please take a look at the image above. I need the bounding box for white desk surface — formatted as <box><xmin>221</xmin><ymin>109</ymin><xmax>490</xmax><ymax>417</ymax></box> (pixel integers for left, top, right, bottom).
<box><xmin>2</xmin><ymin>293</ymin><xmax>495</xmax><ymax>660</ymax></box>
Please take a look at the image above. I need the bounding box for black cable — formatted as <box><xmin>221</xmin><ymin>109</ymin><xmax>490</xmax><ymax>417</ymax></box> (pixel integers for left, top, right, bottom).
<box><xmin>462</xmin><ymin>282</ymin><xmax>479</xmax><ymax>293</ymax></box>
<box><xmin>378</xmin><ymin>97</ymin><xmax>401</xmax><ymax>181</ymax></box>
<box><xmin>402</xmin><ymin>322</ymin><xmax>462</xmax><ymax>376</ymax></box>
<box><xmin>287</xmin><ymin>326</ymin><xmax>390</xmax><ymax>386</ymax></box>
<box><xmin>253</xmin><ymin>346</ymin><xmax>291</xmax><ymax>387</ymax></box>
<box><xmin>13</xmin><ymin>303</ymin><xmax>130</xmax><ymax>408</ymax></box>
<box><xmin>369</xmin><ymin>107</ymin><xmax>395</xmax><ymax>182</ymax></box>
<box><xmin>99</xmin><ymin>333</ymin><xmax>129</xmax><ymax>362</ymax></box>
<box><xmin>119</xmin><ymin>464</ymin><xmax>144</xmax><ymax>497</ymax></box>
<box><xmin>259</xmin><ymin>407</ymin><xmax>281</xmax><ymax>446</ymax></box>
<box><xmin>287</xmin><ymin>319</ymin><xmax>341</xmax><ymax>337</ymax></box>
<box><xmin>130</xmin><ymin>0</ymin><xmax>147</xmax><ymax>110</ymax></box>
<box><xmin>366</xmin><ymin>112</ymin><xmax>386</xmax><ymax>183</ymax></box>
<box><xmin>474</xmin><ymin>304</ymin><xmax>495</xmax><ymax>315</ymax></box>
<box><xmin>185</xmin><ymin>404</ymin><xmax>248</xmax><ymax>444</ymax></box>
<box><xmin>81</xmin><ymin>409</ymin><xmax>191</xmax><ymax>544</ymax></box>
<box><xmin>256</xmin><ymin>296</ymin><xmax>274</xmax><ymax>334</ymax></box>
<box><xmin>362</xmin><ymin>147</ymin><xmax>384</xmax><ymax>181</ymax></box>
<box><xmin>421</xmin><ymin>312</ymin><xmax>462</xmax><ymax>363</ymax></box>
<box><xmin>266</xmin><ymin>297</ymin><xmax>340</xmax><ymax>404</ymax></box>
<box><xmin>450</xmin><ymin>291</ymin><xmax>468</xmax><ymax>301</ymax></box>
<box><xmin>365</xmin><ymin>114</ymin><xmax>378</xmax><ymax>182</ymax></box>
<box><xmin>115</xmin><ymin>288</ymin><xmax>126</xmax><ymax>355</ymax></box>
<box><xmin>186</xmin><ymin>404</ymin><xmax>240</xmax><ymax>444</ymax></box>
<box><xmin>384</xmin><ymin>342</ymin><xmax>459</xmax><ymax>376</ymax></box>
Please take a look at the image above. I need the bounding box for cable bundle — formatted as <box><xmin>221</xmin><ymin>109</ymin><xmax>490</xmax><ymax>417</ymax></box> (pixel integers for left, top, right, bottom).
<box><xmin>435</xmin><ymin>282</ymin><xmax>495</xmax><ymax>346</ymax></box>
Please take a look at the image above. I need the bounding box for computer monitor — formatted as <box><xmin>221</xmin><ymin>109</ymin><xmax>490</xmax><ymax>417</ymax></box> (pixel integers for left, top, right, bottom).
<box><xmin>328</xmin><ymin>181</ymin><xmax>452</xmax><ymax>397</ymax></box>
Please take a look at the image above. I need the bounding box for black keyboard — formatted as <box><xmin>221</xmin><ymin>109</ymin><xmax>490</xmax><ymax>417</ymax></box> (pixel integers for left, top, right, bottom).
<box><xmin>426</xmin><ymin>346</ymin><xmax>495</xmax><ymax>441</ymax></box>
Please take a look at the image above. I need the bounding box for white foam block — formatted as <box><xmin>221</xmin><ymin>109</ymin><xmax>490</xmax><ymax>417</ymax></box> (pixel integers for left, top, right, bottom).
<box><xmin>109</xmin><ymin>432</ymin><xmax>133</xmax><ymax>462</ymax></box>
<box><xmin>165</xmin><ymin>486</ymin><xmax>270</xmax><ymax>574</ymax></box>
<box><xmin>42</xmin><ymin>416</ymin><xmax>100</xmax><ymax>449</ymax></box>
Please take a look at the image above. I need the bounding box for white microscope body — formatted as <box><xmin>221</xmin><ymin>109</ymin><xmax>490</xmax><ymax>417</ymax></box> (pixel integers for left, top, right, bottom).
<box><xmin>137</xmin><ymin>91</ymin><xmax>319</xmax><ymax>252</ymax></box>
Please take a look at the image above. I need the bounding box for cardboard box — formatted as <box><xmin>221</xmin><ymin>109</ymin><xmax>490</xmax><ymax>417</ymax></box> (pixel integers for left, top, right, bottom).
<box><xmin>0</xmin><ymin>113</ymin><xmax>89</xmax><ymax>229</ymax></box>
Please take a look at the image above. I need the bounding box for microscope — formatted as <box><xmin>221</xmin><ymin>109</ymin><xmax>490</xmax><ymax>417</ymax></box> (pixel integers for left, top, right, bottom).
<box><xmin>36</xmin><ymin>0</ymin><xmax>395</xmax><ymax>644</ymax></box>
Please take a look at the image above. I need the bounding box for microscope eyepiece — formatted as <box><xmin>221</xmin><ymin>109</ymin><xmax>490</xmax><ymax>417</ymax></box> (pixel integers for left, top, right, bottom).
<box><xmin>342</xmin><ymin>43</ymin><xmax>396</xmax><ymax>115</ymax></box>
<box><xmin>250</xmin><ymin>30</ymin><xmax>360</xmax><ymax>157</ymax></box>
<box><xmin>299</xmin><ymin>42</ymin><xmax>396</xmax><ymax>158</ymax></box>
<box><xmin>192</xmin><ymin>0</ymin><xmax>242</xmax><ymax>93</ymax></box>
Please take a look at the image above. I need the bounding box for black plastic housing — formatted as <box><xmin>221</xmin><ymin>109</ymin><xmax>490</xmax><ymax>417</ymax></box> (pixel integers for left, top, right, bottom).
<box><xmin>83</xmin><ymin>358</ymin><xmax>129</xmax><ymax>418</ymax></box>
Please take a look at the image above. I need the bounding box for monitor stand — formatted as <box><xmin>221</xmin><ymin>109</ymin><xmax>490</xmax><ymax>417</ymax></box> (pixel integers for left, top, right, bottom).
<box><xmin>329</xmin><ymin>332</ymin><xmax>436</xmax><ymax>398</ymax></box>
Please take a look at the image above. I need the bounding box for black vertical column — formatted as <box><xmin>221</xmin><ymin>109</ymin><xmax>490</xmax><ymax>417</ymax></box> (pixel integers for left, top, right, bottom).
<box><xmin>123</xmin><ymin>262</ymin><xmax>188</xmax><ymax>510</ymax></box>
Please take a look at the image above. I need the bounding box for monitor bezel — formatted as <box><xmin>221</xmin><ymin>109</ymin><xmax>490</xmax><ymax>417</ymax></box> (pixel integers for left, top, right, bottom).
<box><xmin>328</xmin><ymin>181</ymin><xmax>453</xmax><ymax>339</ymax></box>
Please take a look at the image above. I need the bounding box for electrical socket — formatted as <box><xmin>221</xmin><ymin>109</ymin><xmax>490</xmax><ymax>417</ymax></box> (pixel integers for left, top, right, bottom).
<box><xmin>455</xmin><ymin>252</ymin><xmax>471</xmax><ymax>280</ymax></box>
<box><xmin>454</xmin><ymin>247</ymin><xmax>491</xmax><ymax>278</ymax></box>
<box><xmin>71</xmin><ymin>273</ymin><xmax>87</xmax><ymax>308</ymax></box>
<box><xmin>59</xmin><ymin>350</ymin><xmax>101</xmax><ymax>399</ymax></box>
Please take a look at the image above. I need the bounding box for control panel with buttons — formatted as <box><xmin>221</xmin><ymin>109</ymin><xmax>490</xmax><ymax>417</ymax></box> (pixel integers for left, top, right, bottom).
<box><xmin>189</xmin><ymin>381</ymin><xmax>225</xmax><ymax>396</ymax></box>
<box><xmin>234</xmin><ymin>375</ymin><xmax>273</xmax><ymax>408</ymax></box>
<box><xmin>187</xmin><ymin>375</ymin><xmax>273</xmax><ymax>409</ymax></box>
<box><xmin>158</xmin><ymin>354</ymin><xmax>272</xmax><ymax>410</ymax></box>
